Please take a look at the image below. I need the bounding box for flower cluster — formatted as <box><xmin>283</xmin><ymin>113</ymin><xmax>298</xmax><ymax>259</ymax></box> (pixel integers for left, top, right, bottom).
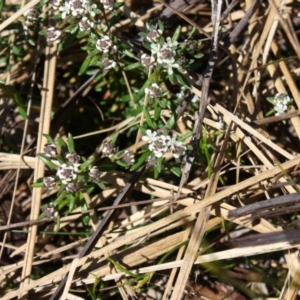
<box><xmin>44</xmin><ymin>143</ymin><xmax>57</xmax><ymax>157</ymax></box>
<box><xmin>122</xmin><ymin>150</ymin><xmax>135</xmax><ymax>165</ymax></box>
<box><xmin>42</xmin><ymin>204</ymin><xmax>58</xmax><ymax>219</ymax></box>
<box><xmin>141</xmin><ymin>32</ymin><xmax>181</xmax><ymax>75</ymax></box>
<box><xmin>101</xmin><ymin>141</ymin><xmax>117</xmax><ymax>157</ymax></box>
<box><xmin>55</xmin><ymin>158</ymin><xmax>81</xmax><ymax>193</ymax></box>
<box><xmin>145</xmin><ymin>83</ymin><xmax>162</xmax><ymax>98</ymax></box>
<box><xmin>95</xmin><ymin>35</ymin><xmax>118</xmax><ymax>70</ymax></box>
<box><xmin>53</xmin><ymin>0</ymin><xmax>98</xmax><ymax>19</ymax></box>
<box><xmin>139</xmin><ymin>22</ymin><xmax>203</xmax><ymax>78</ymax></box>
<box><xmin>100</xmin><ymin>0</ymin><xmax>115</xmax><ymax>10</ymax></box>
<box><xmin>142</xmin><ymin>129</ymin><xmax>187</xmax><ymax>159</ymax></box>
<box><xmin>40</xmin><ymin>140</ymin><xmax>103</xmax><ymax>194</ymax></box>
<box><xmin>23</xmin><ymin>8</ymin><xmax>40</xmax><ymax>30</ymax></box>
<box><xmin>46</xmin><ymin>27</ymin><xmax>62</xmax><ymax>43</ymax></box>
<box><xmin>273</xmin><ymin>93</ymin><xmax>291</xmax><ymax>116</ymax></box>
<box><xmin>88</xmin><ymin>166</ymin><xmax>102</xmax><ymax>182</ymax></box>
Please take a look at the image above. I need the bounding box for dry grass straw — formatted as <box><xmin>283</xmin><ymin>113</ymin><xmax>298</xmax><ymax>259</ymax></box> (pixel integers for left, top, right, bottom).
<box><xmin>1</xmin><ymin>0</ymin><xmax>300</xmax><ymax>299</ymax></box>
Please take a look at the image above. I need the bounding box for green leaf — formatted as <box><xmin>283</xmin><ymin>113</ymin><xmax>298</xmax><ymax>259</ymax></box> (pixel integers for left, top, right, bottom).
<box><xmin>265</xmin><ymin>109</ymin><xmax>274</xmax><ymax>117</ymax></box>
<box><xmin>67</xmin><ymin>133</ymin><xmax>75</xmax><ymax>152</ymax></box>
<box><xmin>0</xmin><ymin>83</ymin><xmax>27</xmax><ymax>119</ymax></box>
<box><xmin>107</xmin><ymin>257</ymin><xmax>141</xmax><ymax>279</ymax></box>
<box><xmin>166</xmin><ymin>114</ymin><xmax>175</xmax><ymax>129</ymax></box>
<box><xmin>57</xmin><ymin>137</ymin><xmax>68</xmax><ymax>153</ymax></box>
<box><xmin>138</xmin><ymin>73</ymin><xmax>158</xmax><ymax>97</ymax></box>
<box><xmin>170</xmin><ymin>166</ymin><xmax>181</xmax><ymax>177</ymax></box>
<box><xmin>187</xmin><ymin>27</ymin><xmax>196</xmax><ymax>39</ymax></box>
<box><xmin>266</xmin><ymin>97</ymin><xmax>275</xmax><ymax>104</ymax></box>
<box><xmin>57</xmin><ymin>185</ymin><xmax>66</xmax><ymax>198</ymax></box>
<box><xmin>55</xmin><ymin>216</ymin><xmax>61</xmax><ymax>233</ymax></box>
<box><xmin>174</xmin><ymin>72</ymin><xmax>191</xmax><ymax>88</ymax></box>
<box><xmin>80</xmin><ymin>158</ymin><xmax>95</xmax><ymax>170</ymax></box>
<box><xmin>122</xmin><ymin>49</ymin><xmax>135</xmax><ymax>58</ymax></box>
<box><xmin>142</xmin><ymin>42</ymin><xmax>151</xmax><ymax>52</ymax></box>
<box><xmin>168</xmin><ymin>72</ymin><xmax>176</xmax><ymax>84</ymax></box>
<box><xmin>154</xmin><ymin>101</ymin><xmax>162</xmax><ymax>120</ymax></box>
<box><xmin>111</xmin><ymin>133</ymin><xmax>118</xmax><ymax>144</ymax></box>
<box><xmin>193</xmin><ymin>52</ymin><xmax>204</xmax><ymax>59</ymax></box>
<box><xmin>32</xmin><ymin>179</ymin><xmax>45</xmax><ymax>188</ymax></box>
<box><xmin>43</xmin><ymin>134</ymin><xmax>55</xmax><ymax>144</ymax></box>
<box><xmin>130</xmin><ymin>151</ymin><xmax>150</xmax><ymax>171</ymax></box>
<box><xmin>18</xmin><ymin>106</ymin><xmax>28</xmax><ymax>119</ymax></box>
<box><xmin>38</xmin><ymin>154</ymin><xmax>59</xmax><ymax>170</ymax></box>
<box><xmin>143</xmin><ymin>107</ymin><xmax>156</xmax><ymax>129</ymax></box>
<box><xmin>79</xmin><ymin>56</ymin><xmax>92</xmax><ymax>75</ymax></box>
<box><xmin>115</xmin><ymin>160</ymin><xmax>128</xmax><ymax>167</ymax></box>
<box><xmin>59</xmin><ymin>30</ymin><xmax>78</xmax><ymax>51</ymax></box>
<box><xmin>0</xmin><ymin>0</ymin><xmax>3</xmax><ymax>13</ymax></box>
<box><xmin>156</xmin><ymin>157</ymin><xmax>163</xmax><ymax>173</ymax></box>
<box><xmin>124</xmin><ymin>62</ymin><xmax>142</xmax><ymax>71</ymax></box>
<box><xmin>97</xmin><ymin>181</ymin><xmax>106</xmax><ymax>190</ymax></box>
<box><xmin>80</xmin><ymin>199</ymin><xmax>90</xmax><ymax>225</ymax></box>
<box><xmin>28</xmin><ymin>38</ymin><xmax>36</xmax><ymax>46</ymax></box>
<box><xmin>56</xmin><ymin>156</ymin><xmax>65</xmax><ymax>165</ymax></box>
<box><xmin>172</xmin><ymin>26</ymin><xmax>181</xmax><ymax>42</ymax></box>
<box><xmin>39</xmin><ymin>29</ymin><xmax>47</xmax><ymax>36</ymax></box>
<box><xmin>68</xmin><ymin>193</ymin><xmax>76</xmax><ymax>212</ymax></box>
<box><xmin>158</xmin><ymin>20</ymin><xmax>164</xmax><ymax>32</ymax></box>
<box><xmin>177</xmin><ymin>131</ymin><xmax>192</xmax><ymax>141</ymax></box>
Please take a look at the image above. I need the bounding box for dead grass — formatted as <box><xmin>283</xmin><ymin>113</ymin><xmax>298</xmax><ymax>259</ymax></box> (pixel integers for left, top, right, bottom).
<box><xmin>1</xmin><ymin>0</ymin><xmax>300</xmax><ymax>299</ymax></box>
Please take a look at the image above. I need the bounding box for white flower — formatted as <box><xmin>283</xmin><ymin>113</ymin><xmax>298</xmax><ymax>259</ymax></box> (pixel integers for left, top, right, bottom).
<box><xmin>66</xmin><ymin>152</ymin><xmax>80</xmax><ymax>163</ymax></box>
<box><xmin>215</xmin><ymin>119</ymin><xmax>224</xmax><ymax>130</ymax></box>
<box><xmin>165</xmin><ymin>61</ymin><xmax>180</xmax><ymax>75</ymax></box>
<box><xmin>46</xmin><ymin>27</ymin><xmax>62</xmax><ymax>43</ymax></box>
<box><xmin>100</xmin><ymin>0</ymin><xmax>114</xmax><ymax>10</ymax></box>
<box><xmin>146</xmin><ymin>29</ymin><xmax>162</xmax><ymax>42</ymax></box>
<box><xmin>273</xmin><ymin>93</ymin><xmax>291</xmax><ymax>116</ymax></box>
<box><xmin>274</xmin><ymin>93</ymin><xmax>291</xmax><ymax>105</ymax></box>
<box><xmin>96</xmin><ymin>36</ymin><xmax>112</xmax><ymax>52</ymax></box>
<box><xmin>89</xmin><ymin>166</ymin><xmax>102</xmax><ymax>182</ymax></box>
<box><xmin>43</xmin><ymin>176</ymin><xmax>56</xmax><ymax>190</ymax></box>
<box><xmin>69</xmin><ymin>0</ymin><xmax>85</xmax><ymax>16</ymax></box>
<box><xmin>150</xmin><ymin>43</ymin><xmax>161</xmax><ymax>56</ymax></box>
<box><xmin>177</xmin><ymin>86</ymin><xmax>188</xmax><ymax>99</ymax></box>
<box><xmin>56</xmin><ymin>164</ymin><xmax>78</xmax><ymax>184</ymax></box>
<box><xmin>51</xmin><ymin>0</ymin><xmax>61</xmax><ymax>9</ymax></box>
<box><xmin>191</xmin><ymin>94</ymin><xmax>200</xmax><ymax>103</ymax></box>
<box><xmin>65</xmin><ymin>182</ymin><xmax>80</xmax><ymax>193</ymax></box>
<box><xmin>141</xmin><ymin>53</ymin><xmax>155</xmax><ymax>68</ymax></box>
<box><xmin>149</xmin><ymin>135</ymin><xmax>171</xmax><ymax>158</ymax></box>
<box><xmin>157</xmin><ymin>46</ymin><xmax>175</xmax><ymax>65</ymax></box>
<box><xmin>23</xmin><ymin>7</ymin><xmax>39</xmax><ymax>20</ymax></box>
<box><xmin>165</xmin><ymin>37</ymin><xmax>178</xmax><ymax>49</ymax></box>
<box><xmin>59</xmin><ymin>1</ymin><xmax>71</xmax><ymax>18</ymax></box>
<box><xmin>169</xmin><ymin>134</ymin><xmax>186</xmax><ymax>159</ymax></box>
<box><xmin>83</xmin><ymin>0</ymin><xmax>97</xmax><ymax>17</ymax></box>
<box><xmin>102</xmin><ymin>58</ymin><xmax>117</xmax><ymax>70</ymax></box>
<box><xmin>44</xmin><ymin>143</ymin><xmax>57</xmax><ymax>157</ymax></box>
<box><xmin>274</xmin><ymin>103</ymin><xmax>288</xmax><ymax>116</ymax></box>
<box><xmin>122</xmin><ymin>150</ymin><xmax>135</xmax><ymax>165</ymax></box>
<box><xmin>145</xmin><ymin>83</ymin><xmax>162</xmax><ymax>98</ymax></box>
<box><xmin>79</xmin><ymin>16</ymin><xmax>95</xmax><ymax>32</ymax></box>
<box><xmin>142</xmin><ymin>129</ymin><xmax>158</xmax><ymax>143</ymax></box>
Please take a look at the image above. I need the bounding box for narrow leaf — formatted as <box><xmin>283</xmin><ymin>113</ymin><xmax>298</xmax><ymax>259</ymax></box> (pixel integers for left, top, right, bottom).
<box><xmin>38</xmin><ymin>154</ymin><xmax>59</xmax><ymax>170</ymax></box>
<box><xmin>143</xmin><ymin>107</ymin><xmax>156</xmax><ymax>129</ymax></box>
